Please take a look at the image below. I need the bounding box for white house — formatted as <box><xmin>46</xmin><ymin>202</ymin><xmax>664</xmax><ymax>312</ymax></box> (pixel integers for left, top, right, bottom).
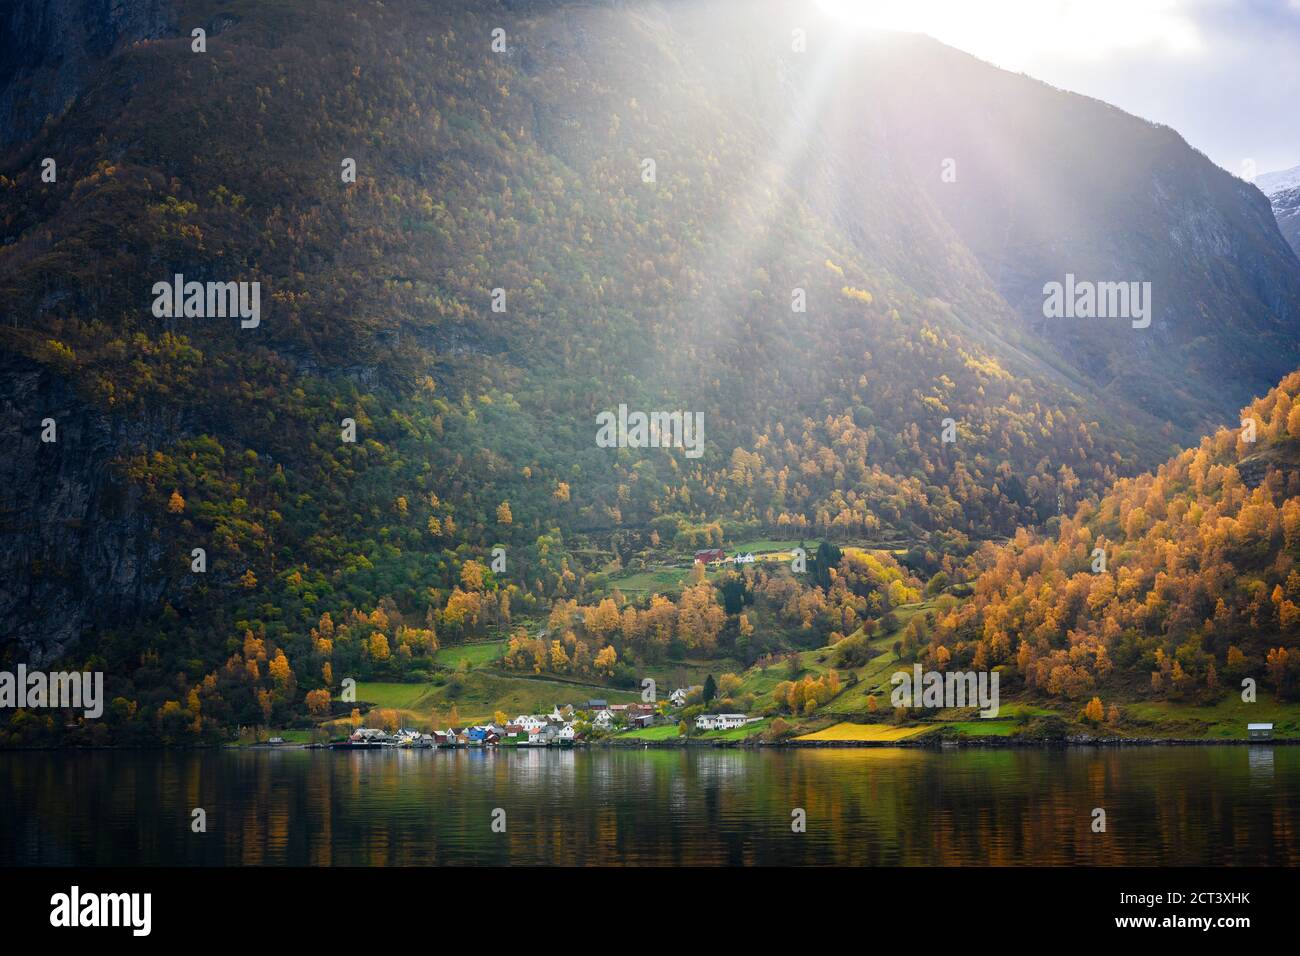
<box><xmin>695</xmin><ymin>713</ymin><xmax>751</xmax><ymax>731</ymax></box>
<box><xmin>528</xmin><ymin>725</ymin><xmax>559</xmax><ymax>745</ymax></box>
<box><xmin>668</xmin><ymin>688</ymin><xmax>689</xmax><ymax>707</ymax></box>
<box><xmin>592</xmin><ymin>710</ymin><xmax>614</xmax><ymax>729</ymax></box>
<box><xmin>557</xmin><ymin>724</ymin><xmax>577</xmax><ymax>741</ymax></box>
<box><xmin>514</xmin><ymin>714</ymin><xmax>547</xmax><ymax>731</ymax></box>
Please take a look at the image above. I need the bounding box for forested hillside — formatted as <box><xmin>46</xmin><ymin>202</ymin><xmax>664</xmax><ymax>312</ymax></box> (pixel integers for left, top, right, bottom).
<box><xmin>941</xmin><ymin>373</ymin><xmax>1300</xmax><ymax>706</ymax></box>
<box><xmin>3</xmin><ymin>0</ymin><xmax>1299</xmax><ymax>744</ymax></box>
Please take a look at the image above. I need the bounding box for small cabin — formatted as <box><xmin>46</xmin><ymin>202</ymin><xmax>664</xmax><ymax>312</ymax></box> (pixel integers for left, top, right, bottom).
<box><xmin>1248</xmin><ymin>723</ymin><xmax>1274</xmax><ymax>741</ymax></box>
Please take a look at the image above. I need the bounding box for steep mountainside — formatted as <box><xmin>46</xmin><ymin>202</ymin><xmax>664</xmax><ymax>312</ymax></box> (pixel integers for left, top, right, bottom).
<box><xmin>0</xmin><ymin>0</ymin><xmax>175</xmax><ymax>150</ymax></box>
<box><xmin>850</xmin><ymin>37</ymin><xmax>1300</xmax><ymax>432</ymax></box>
<box><xmin>1257</xmin><ymin>164</ymin><xmax>1300</xmax><ymax>197</ymax></box>
<box><xmin>1258</xmin><ymin>165</ymin><xmax>1300</xmax><ymax>258</ymax></box>
<box><xmin>1268</xmin><ymin>184</ymin><xmax>1300</xmax><ymax>259</ymax></box>
<box><xmin>2</xmin><ymin>0</ymin><xmax>1299</xmax><ymax>739</ymax></box>
<box><xmin>946</xmin><ymin>372</ymin><xmax>1300</xmax><ymax>706</ymax></box>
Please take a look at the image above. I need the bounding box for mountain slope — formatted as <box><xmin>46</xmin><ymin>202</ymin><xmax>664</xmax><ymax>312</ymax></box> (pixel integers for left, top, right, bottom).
<box><xmin>1</xmin><ymin>0</ymin><xmax>1298</xmax><ymax>739</ymax></box>
<box><xmin>1257</xmin><ymin>164</ymin><xmax>1300</xmax><ymax>197</ymax></box>
<box><xmin>0</xmin><ymin>0</ymin><xmax>1139</xmax><ymax>665</ymax></box>
<box><xmin>1268</xmin><ymin>184</ymin><xmax>1300</xmax><ymax>258</ymax></box>
<box><xmin>944</xmin><ymin>372</ymin><xmax>1300</xmax><ymax>705</ymax></box>
<box><xmin>845</xmin><ymin>36</ymin><xmax>1300</xmax><ymax>433</ymax></box>
<box><xmin>0</xmin><ymin>0</ymin><xmax>175</xmax><ymax>150</ymax></box>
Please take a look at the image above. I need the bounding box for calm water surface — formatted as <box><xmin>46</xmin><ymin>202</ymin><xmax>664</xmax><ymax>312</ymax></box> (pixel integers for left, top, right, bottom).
<box><xmin>2</xmin><ymin>746</ymin><xmax>1297</xmax><ymax>865</ymax></box>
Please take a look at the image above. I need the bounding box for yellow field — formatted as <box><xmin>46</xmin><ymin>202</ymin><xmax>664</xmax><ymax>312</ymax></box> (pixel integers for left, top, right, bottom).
<box><xmin>794</xmin><ymin>722</ymin><xmax>934</xmax><ymax>742</ymax></box>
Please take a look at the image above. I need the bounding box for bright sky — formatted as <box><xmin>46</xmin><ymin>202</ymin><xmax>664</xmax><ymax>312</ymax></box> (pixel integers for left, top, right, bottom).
<box><xmin>815</xmin><ymin>0</ymin><xmax>1300</xmax><ymax>177</ymax></box>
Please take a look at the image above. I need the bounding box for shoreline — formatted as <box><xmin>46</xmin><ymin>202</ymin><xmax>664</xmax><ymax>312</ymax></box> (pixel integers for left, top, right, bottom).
<box><xmin>601</xmin><ymin>735</ymin><xmax>1300</xmax><ymax>749</ymax></box>
<box><xmin>3</xmin><ymin>736</ymin><xmax>1298</xmax><ymax>752</ymax></box>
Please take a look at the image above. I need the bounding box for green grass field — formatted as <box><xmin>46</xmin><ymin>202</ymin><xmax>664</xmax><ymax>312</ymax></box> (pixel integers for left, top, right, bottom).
<box><xmin>353</xmin><ymin>682</ymin><xmax>440</xmax><ymax>710</ymax></box>
<box><xmin>232</xmin><ymin>727</ymin><xmax>316</xmax><ymax>745</ymax></box>
<box><xmin>1120</xmin><ymin>693</ymin><xmax>1300</xmax><ymax>739</ymax></box>
<box><xmin>937</xmin><ymin>720</ymin><xmax>1019</xmax><ymax>737</ymax></box>
<box><xmin>819</xmin><ymin>601</ymin><xmax>940</xmax><ymax>715</ymax></box>
<box><xmin>701</xmin><ymin>717</ymin><xmax>771</xmax><ymax>740</ymax></box>
<box><xmin>606</xmin><ymin>565</ymin><xmax>721</xmax><ymax>595</ymax></box>
<box><xmin>604</xmin><ymin>539</ymin><xmax>821</xmax><ymax>595</ymax></box>
<box><xmin>726</xmin><ymin>538</ymin><xmax>813</xmax><ymax>552</ymax></box>
<box><xmin>618</xmin><ymin>723</ymin><xmax>684</xmax><ymax>741</ymax></box>
<box><xmin>435</xmin><ymin>640</ymin><xmax>506</xmax><ymax>669</ymax></box>
<box><xmin>641</xmin><ymin>658</ymin><xmax>746</xmax><ymax>692</ymax></box>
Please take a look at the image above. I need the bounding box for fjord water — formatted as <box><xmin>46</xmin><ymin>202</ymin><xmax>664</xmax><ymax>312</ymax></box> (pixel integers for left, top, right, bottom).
<box><xmin>2</xmin><ymin>747</ymin><xmax>1297</xmax><ymax>866</ymax></box>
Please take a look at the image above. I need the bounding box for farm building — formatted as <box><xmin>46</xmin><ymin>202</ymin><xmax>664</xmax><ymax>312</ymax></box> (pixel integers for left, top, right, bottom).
<box><xmin>1248</xmin><ymin>723</ymin><xmax>1274</xmax><ymax>741</ymax></box>
<box><xmin>696</xmin><ymin>713</ymin><xmax>752</xmax><ymax>731</ymax></box>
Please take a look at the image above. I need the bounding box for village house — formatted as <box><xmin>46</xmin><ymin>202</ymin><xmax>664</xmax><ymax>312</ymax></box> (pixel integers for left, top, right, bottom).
<box><xmin>513</xmin><ymin>714</ymin><xmax>547</xmax><ymax>731</ymax></box>
<box><xmin>694</xmin><ymin>548</ymin><xmax>726</xmax><ymax>564</ymax></box>
<box><xmin>529</xmin><ymin>724</ymin><xmax>561</xmax><ymax>746</ymax></box>
<box><xmin>695</xmin><ymin>713</ymin><xmax>752</xmax><ymax>731</ymax></box>
<box><xmin>501</xmin><ymin>723</ymin><xmax>530</xmax><ymax>744</ymax></box>
<box><xmin>668</xmin><ymin>688</ymin><xmax>690</xmax><ymax>707</ymax></box>
<box><xmin>611</xmin><ymin>702</ymin><xmax>655</xmax><ymax>716</ymax></box>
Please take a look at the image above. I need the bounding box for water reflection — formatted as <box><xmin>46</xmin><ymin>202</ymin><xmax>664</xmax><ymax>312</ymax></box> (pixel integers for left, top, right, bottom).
<box><xmin>1248</xmin><ymin>746</ymin><xmax>1274</xmax><ymax>782</ymax></box>
<box><xmin>1</xmin><ymin>747</ymin><xmax>1298</xmax><ymax>866</ymax></box>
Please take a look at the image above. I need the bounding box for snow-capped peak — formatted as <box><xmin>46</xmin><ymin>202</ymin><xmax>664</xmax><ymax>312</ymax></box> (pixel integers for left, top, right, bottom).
<box><xmin>1256</xmin><ymin>164</ymin><xmax>1300</xmax><ymax>197</ymax></box>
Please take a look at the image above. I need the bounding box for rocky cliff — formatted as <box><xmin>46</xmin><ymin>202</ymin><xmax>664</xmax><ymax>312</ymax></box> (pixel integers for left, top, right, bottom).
<box><xmin>1270</xmin><ymin>184</ymin><xmax>1300</xmax><ymax>259</ymax></box>
<box><xmin>0</xmin><ymin>0</ymin><xmax>174</xmax><ymax>152</ymax></box>
<box><xmin>0</xmin><ymin>351</ymin><xmax>184</xmax><ymax>665</ymax></box>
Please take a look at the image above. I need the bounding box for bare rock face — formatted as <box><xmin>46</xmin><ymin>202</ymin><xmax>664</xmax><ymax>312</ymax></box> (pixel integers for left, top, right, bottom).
<box><xmin>1271</xmin><ymin>185</ymin><xmax>1300</xmax><ymax>259</ymax></box>
<box><xmin>0</xmin><ymin>0</ymin><xmax>175</xmax><ymax>151</ymax></box>
<box><xmin>0</xmin><ymin>353</ymin><xmax>175</xmax><ymax>667</ymax></box>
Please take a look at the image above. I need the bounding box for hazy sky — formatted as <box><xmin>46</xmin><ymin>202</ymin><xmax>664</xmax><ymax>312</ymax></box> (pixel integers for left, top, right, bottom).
<box><xmin>816</xmin><ymin>0</ymin><xmax>1300</xmax><ymax>176</ymax></box>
